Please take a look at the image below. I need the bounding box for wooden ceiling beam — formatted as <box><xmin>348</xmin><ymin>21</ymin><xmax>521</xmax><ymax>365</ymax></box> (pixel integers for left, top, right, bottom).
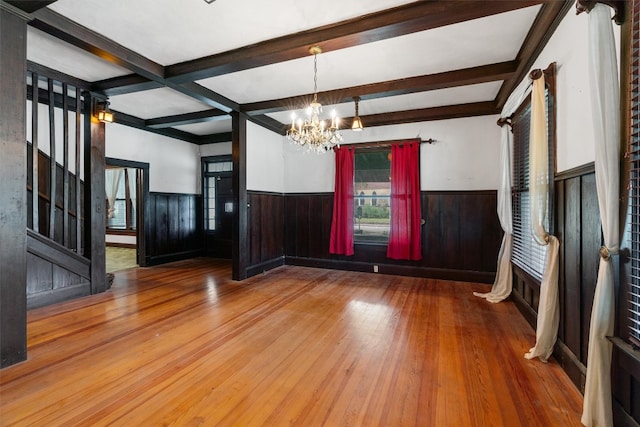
<box><xmin>146</xmin><ymin>109</ymin><xmax>229</xmax><ymax>129</ymax></box>
<box><xmin>344</xmin><ymin>102</ymin><xmax>501</xmax><ymax>128</ymax></box>
<box><xmin>112</xmin><ymin>110</ymin><xmax>202</xmax><ymax>144</ymax></box>
<box><xmin>92</xmin><ymin>75</ymin><xmax>162</xmax><ymax>96</ymax></box>
<box><xmin>165</xmin><ymin>0</ymin><xmax>542</xmax><ymax>83</ymax></box>
<box><xmin>242</xmin><ymin>61</ymin><xmax>517</xmax><ymax>115</ymax></box>
<box><xmin>6</xmin><ymin>1</ymin><xmax>57</xmax><ymax>13</ymax></box>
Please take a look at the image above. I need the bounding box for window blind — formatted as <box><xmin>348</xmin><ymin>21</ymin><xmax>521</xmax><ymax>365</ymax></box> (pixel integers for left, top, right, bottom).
<box><xmin>511</xmin><ymin>87</ymin><xmax>554</xmax><ymax>282</ymax></box>
<box><xmin>628</xmin><ymin>0</ymin><xmax>640</xmax><ymax>347</ymax></box>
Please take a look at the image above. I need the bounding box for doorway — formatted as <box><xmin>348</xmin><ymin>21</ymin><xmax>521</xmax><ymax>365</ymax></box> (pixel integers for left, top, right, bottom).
<box><xmin>105</xmin><ymin>158</ymin><xmax>150</xmax><ymax>270</ymax></box>
<box><xmin>202</xmin><ymin>156</ymin><xmax>233</xmax><ymax>259</ymax></box>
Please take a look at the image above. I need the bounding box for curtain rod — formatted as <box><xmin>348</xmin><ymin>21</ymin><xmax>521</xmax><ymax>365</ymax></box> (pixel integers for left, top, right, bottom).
<box><xmin>342</xmin><ymin>138</ymin><xmax>434</xmax><ymax>149</ymax></box>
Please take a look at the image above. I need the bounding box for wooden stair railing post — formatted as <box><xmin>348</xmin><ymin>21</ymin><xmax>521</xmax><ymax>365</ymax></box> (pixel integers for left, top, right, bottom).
<box><xmin>31</xmin><ymin>71</ymin><xmax>39</xmax><ymax>234</ymax></box>
<box><xmin>0</xmin><ymin>2</ymin><xmax>29</xmax><ymax>368</ymax></box>
<box><xmin>83</xmin><ymin>91</ymin><xmax>107</xmax><ymax>294</ymax></box>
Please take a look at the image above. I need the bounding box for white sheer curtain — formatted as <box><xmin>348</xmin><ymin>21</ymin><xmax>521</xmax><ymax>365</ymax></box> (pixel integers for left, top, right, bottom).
<box><xmin>474</xmin><ymin>77</ymin><xmax>532</xmax><ymax>303</ymax></box>
<box><xmin>105</xmin><ymin>168</ymin><xmax>123</xmax><ymax>219</ymax></box>
<box><xmin>582</xmin><ymin>4</ymin><xmax>620</xmax><ymax>426</ymax></box>
<box><xmin>524</xmin><ymin>75</ymin><xmax>560</xmax><ymax>363</ymax></box>
<box><xmin>127</xmin><ymin>168</ymin><xmax>137</xmax><ymax>225</ymax></box>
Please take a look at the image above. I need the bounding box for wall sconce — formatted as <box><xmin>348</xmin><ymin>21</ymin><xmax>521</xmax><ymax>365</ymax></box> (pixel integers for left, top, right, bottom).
<box><xmin>94</xmin><ymin>100</ymin><xmax>114</xmax><ymax>123</ymax></box>
<box><xmin>351</xmin><ymin>96</ymin><xmax>363</xmax><ymax>131</ymax></box>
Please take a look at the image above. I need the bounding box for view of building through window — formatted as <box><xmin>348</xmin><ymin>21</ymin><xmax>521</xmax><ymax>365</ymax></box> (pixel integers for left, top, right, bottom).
<box><xmin>354</xmin><ymin>149</ymin><xmax>390</xmax><ymax>243</ymax></box>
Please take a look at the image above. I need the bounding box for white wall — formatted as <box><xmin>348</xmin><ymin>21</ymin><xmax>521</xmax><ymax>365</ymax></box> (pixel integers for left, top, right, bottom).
<box><xmin>523</xmin><ymin>8</ymin><xmax>620</xmax><ymax>172</ymax></box>
<box><xmin>200</xmin><ymin>141</ymin><xmax>232</xmax><ymax>157</ymax></box>
<box><xmin>284</xmin><ymin>115</ymin><xmax>501</xmax><ymax>193</ymax></box>
<box><xmin>106</xmin><ymin>124</ymin><xmax>200</xmax><ymax>194</ymax></box>
<box><xmin>247</xmin><ymin>121</ymin><xmax>285</xmax><ymax>193</ymax></box>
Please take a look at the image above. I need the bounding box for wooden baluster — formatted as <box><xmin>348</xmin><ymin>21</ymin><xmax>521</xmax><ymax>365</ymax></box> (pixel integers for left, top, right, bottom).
<box><xmin>75</xmin><ymin>87</ymin><xmax>82</xmax><ymax>254</ymax></box>
<box><xmin>47</xmin><ymin>77</ymin><xmax>56</xmax><ymax>240</ymax></box>
<box><xmin>63</xmin><ymin>82</ymin><xmax>70</xmax><ymax>247</ymax></box>
<box><xmin>32</xmin><ymin>72</ymin><xmax>39</xmax><ymax>233</ymax></box>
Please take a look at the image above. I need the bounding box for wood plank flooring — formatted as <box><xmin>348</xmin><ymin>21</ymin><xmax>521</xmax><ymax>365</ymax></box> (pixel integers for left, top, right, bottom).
<box><xmin>0</xmin><ymin>258</ymin><xmax>583</xmax><ymax>426</ymax></box>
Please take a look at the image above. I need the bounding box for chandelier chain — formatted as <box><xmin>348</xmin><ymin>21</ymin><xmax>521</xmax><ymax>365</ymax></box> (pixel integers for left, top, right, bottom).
<box><xmin>313</xmin><ymin>53</ymin><xmax>318</xmax><ymax>102</ymax></box>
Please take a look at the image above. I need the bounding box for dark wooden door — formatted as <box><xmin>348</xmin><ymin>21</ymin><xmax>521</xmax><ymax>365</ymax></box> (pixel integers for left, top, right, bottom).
<box><xmin>205</xmin><ymin>175</ymin><xmax>233</xmax><ymax>259</ymax></box>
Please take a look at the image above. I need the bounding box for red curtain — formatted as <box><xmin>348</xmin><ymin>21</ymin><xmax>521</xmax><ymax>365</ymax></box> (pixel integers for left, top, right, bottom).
<box><xmin>329</xmin><ymin>147</ymin><xmax>354</xmax><ymax>255</ymax></box>
<box><xmin>387</xmin><ymin>142</ymin><xmax>422</xmax><ymax>260</ymax></box>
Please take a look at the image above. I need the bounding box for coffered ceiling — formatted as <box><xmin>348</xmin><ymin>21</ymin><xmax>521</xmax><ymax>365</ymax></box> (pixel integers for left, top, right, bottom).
<box><xmin>10</xmin><ymin>0</ymin><xmax>575</xmax><ymax>144</ymax></box>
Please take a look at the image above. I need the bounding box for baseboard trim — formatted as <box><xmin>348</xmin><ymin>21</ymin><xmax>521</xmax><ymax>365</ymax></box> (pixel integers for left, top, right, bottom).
<box><xmin>246</xmin><ymin>257</ymin><xmax>285</xmax><ymax>278</ymax></box>
<box><xmin>511</xmin><ymin>289</ymin><xmax>586</xmax><ymax>393</ymax></box>
<box><xmin>284</xmin><ymin>256</ymin><xmax>495</xmax><ymax>283</ymax></box>
<box><xmin>146</xmin><ymin>249</ymin><xmax>203</xmax><ymax>266</ymax></box>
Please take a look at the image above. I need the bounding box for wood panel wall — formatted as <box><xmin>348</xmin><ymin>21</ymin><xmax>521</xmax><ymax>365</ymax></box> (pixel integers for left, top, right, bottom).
<box><xmin>145</xmin><ymin>192</ymin><xmax>202</xmax><ymax>265</ymax></box>
<box><xmin>282</xmin><ymin>190</ymin><xmax>501</xmax><ymax>283</ymax></box>
<box><xmin>247</xmin><ymin>191</ymin><xmax>285</xmax><ymax>276</ymax></box>
<box><xmin>511</xmin><ymin>164</ymin><xmax>640</xmax><ymax>426</ymax></box>
<box><xmin>26</xmin><ymin>230</ymin><xmax>90</xmax><ymax>309</ymax></box>
<box><xmin>511</xmin><ymin>167</ymin><xmax>602</xmax><ymax>369</ymax></box>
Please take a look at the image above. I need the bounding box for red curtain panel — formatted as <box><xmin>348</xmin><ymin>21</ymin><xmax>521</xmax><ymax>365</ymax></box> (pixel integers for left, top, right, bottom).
<box><xmin>387</xmin><ymin>142</ymin><xmax>422</xmax><ymax>260</ymax></box>
<box><xmin>329</xmin><ymin>146</ymin><xmax>355</xmax><ymax>255</ymax></box>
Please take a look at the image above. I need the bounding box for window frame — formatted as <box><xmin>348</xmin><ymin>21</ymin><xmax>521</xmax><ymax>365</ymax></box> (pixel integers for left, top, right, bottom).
<box><xmin>106</xmin><ymin>167</ymin><xmax>137</xmax><ymax>231</ymax></box>
<box><xmin>353</xmin><ymin>147</ymin><xmax>392</xmax><ymax>245</ymax></box>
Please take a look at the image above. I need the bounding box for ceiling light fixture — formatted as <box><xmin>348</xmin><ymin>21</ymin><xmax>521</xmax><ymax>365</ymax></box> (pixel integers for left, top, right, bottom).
<box><xmin>286</xmin><ymin>46</ymin><xmax>342</xmax><ymax>153</ymax></box>
<box><xmin>351</xmin><ymin>96</ymin><xmax>364</xmax><ymax>131</ymax></box>
<box><xmin>94</xmin><ymin>100</ymin><xmax>114</xmax><ymax>123</ymax></box>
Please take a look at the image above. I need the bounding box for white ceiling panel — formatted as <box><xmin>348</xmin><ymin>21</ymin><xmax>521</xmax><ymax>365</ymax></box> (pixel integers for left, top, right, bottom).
<box><xmin>108</xmin><ymin>88</ymin><xmax>212</xmax><ymax>119</ymax></box>
<box><xmin>173</xmin><ymin>119</ymin><xmax>232</xmax><ymax>136</ymax></box>
<box><xmin>267</xmin><ymin>81</ymin><xmax>503</xmax><ymax>124</ymax></box>
<box><xmin>27</xmin><ymin>27</ymin><xmax>131</xmax><ymax>82</ymax></box>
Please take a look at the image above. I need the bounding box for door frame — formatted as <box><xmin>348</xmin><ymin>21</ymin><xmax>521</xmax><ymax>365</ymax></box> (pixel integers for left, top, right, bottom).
<box><xmin>105</xmin><ymin>157</ymin><xmax>150</xmax><ymax>267</ymax></box>
<box><xmin>201</xmin><ymin>155</ymin><xmax>233</xmax><ymax>258</ymax></box>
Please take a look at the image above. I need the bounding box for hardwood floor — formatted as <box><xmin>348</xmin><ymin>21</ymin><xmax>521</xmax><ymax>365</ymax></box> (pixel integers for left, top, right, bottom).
<box><xmin>0</xmin><ymin>258</ymin><xmax>583</xmax><ymax>426</ymax></box>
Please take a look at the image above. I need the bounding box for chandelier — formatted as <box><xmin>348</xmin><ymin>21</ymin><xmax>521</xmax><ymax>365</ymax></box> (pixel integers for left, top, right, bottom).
<box><xmin>286</xmin><ymin>46</ymin><xmax>342</xmax><ymax>153</ymax></box>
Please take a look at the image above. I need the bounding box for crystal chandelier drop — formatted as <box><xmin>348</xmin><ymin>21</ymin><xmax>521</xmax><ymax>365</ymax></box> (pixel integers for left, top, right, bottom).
<box><xmin>286</xmin><ymin>46</ymin><xmax>342</xmax><ymax>153</ymax></box>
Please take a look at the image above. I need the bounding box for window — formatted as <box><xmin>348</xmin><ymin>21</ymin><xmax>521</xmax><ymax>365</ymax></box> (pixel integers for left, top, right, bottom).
<box><xmin>354</xmin><ymin>149</ymin><xmax>390</xmax><ymax>243</ymax></box>
<box><xmin>628</xmin><ymin>0</ymin><xmax>640</xmax><ymax>347</ymax></box>
<box><xmin>511</xmin><ymin>74</ymin><xmax>555</xmax><ymax>281</ymax></box>
<box><xmin>202</xmin><ymin>157</ymin><xmax>232</xmax><ymax>231</ymax></box>
<box><xmin>106</xmin><ymin>168</ymin><xmax>137</xmax><ymax>230</ymax></box>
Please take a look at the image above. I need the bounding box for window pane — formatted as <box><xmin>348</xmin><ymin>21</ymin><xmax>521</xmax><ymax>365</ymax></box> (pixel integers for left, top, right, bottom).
<box><xmin>108</xmin><ymin>199</ymin><xmax>126</xmax><ymax>229</ymax></box>
<box><xmin>354</xmin><ymin>149</ymin><xmax>390</xmax><ymax>243</ymax></box>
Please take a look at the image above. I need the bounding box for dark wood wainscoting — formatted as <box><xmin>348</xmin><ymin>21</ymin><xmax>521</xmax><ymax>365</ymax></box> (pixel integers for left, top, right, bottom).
<box><xmin>145</xmin><ymin>192</ymin><xmax>202</xmax><ymax>266</ymax></box>
<box><xmin>247</xmin><ymin>191</ymin><xmax>285</xmax><ymax>276</ymax></box>
<box><xmin>284</xmin><ymin>191</ymin><xmax>502</xmax><ymax>283</ymax></box>
<box><xmin>512</xmin><ymin>164</ymin><xmax>601</xmax><ymax>392</ymax></box>
<box><xmin>26</xmin><ymin>229</ymin><xmax>91</xmax><ymax>309</ymax></box>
